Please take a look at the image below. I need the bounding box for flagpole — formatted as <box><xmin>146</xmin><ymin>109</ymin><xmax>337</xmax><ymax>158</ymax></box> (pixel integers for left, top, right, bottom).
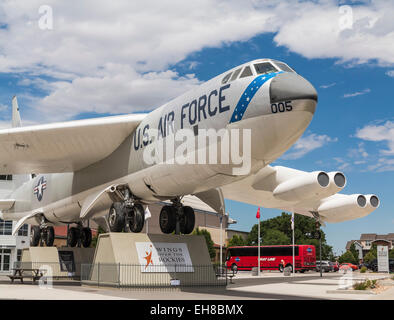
<box><xmin>258</xmin><ymin>213</ymin><xmax>260</xmax><ymax>277</ymax></box>
<box><xmin>292</xmin><ymin>212</ymin><xmax>295</xmax><ymax>276</ymax></box>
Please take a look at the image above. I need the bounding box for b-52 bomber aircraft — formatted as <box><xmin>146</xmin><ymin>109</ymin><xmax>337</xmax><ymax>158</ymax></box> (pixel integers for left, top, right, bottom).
<box><xmin>0</xmin><ymin>59</ymin><xmax>379</xmax><ymax>247</ymax></box>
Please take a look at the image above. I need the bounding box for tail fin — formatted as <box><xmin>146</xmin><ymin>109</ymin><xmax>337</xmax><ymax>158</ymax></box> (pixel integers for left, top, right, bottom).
<box><xmin>0</xmin><ymin>96</ymin><xmax>29</xmax><ymax>197</ymax></box>
<box><xmin>12</xmin><ymin>96</ymin><xmax>22</xmax><ymax>128</ymax></box>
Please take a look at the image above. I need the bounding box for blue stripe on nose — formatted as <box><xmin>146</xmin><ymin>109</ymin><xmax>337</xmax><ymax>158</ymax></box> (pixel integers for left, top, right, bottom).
<box><xmin>229</xmin><ymin>71</ymin><xmax>283</xmax><ymax>124</ymax></box>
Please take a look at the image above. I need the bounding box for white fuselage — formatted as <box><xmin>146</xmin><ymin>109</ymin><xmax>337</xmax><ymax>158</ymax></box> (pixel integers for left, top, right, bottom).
<box><xmin>3</xmin><ymin>59</ymin><xmax>317</xmax><ymax>225</ymax></box>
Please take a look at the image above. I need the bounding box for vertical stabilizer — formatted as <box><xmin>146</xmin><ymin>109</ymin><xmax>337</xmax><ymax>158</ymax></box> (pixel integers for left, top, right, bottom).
<box><xmin>12</xmin><ymin>96</ymin><xmax>22</xmax><ymax>128</ymax></box>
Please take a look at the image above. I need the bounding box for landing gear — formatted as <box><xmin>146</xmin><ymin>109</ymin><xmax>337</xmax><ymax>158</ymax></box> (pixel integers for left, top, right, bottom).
<box><xmin>67</xmin><ymin>227</ymin><xmax>80</xmax><ymax>247</ymax></box>
<box><xmin>30</xmin><ymin>226</ymin><xmax>41</xmax><ymax>246</ymax></box>
<box><xmin>128</xmin><ymin>204</ymin><xmax>145</xmax><ymax>233</ymax></box>
<box><xmin>30</xmin><ymin>221</ymin><xmax>55</xmax><ymax>247</ymax></box>
<box><xmin>108</xmin><ymin>203</ymin><xmax>126</xmax><ymax>232</ymax></box>
<box><xmin>180</xmin><ymin>206</ymin><xmax>195</xmax><ymax>234</ymax></box>
<box><xmin>106</xmin><ymin>186</ymin><xmax>145</xmax><ymax>233</ymax></box>
<box><xmin>159</xmin><ymin>199</ymin><xmax>195</xmax><ymax>235</ymax></box>
<box><xmin>159</xmin><ymin>206</ymin><xmax>176</xmax><ymax>234</ymax></box>
<box><xmin>43</xmin><ymin>226</ymin><xmax>55</xmax><ymax>247</ymax></box>
<box><xmin>81</xmin><ymin>227</ymin><xmax>92</xmax><ymax>248</ymax></box>
<box><xmin>67</xmin><ymin>226</ymin><xmax>92</xmax><ymax>248</ymax></box>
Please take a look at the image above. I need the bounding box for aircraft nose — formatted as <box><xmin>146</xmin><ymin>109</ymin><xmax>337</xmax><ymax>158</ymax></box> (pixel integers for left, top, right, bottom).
<box><xmin>270</xmin><ymin>72</ymin><xmax>318</xmax><ymax>104</ymax></box>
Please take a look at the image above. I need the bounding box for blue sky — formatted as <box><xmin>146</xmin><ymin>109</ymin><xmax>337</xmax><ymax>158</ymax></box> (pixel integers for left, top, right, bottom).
<box><xmin>172</xmin><ymin>32</ymin><xmax>394</xmax><ymax>254</ymax></box>
<box><xmin>0</xmin><ymin>1</ymin><xmax>393</xmax><ymax>254</ymax></box>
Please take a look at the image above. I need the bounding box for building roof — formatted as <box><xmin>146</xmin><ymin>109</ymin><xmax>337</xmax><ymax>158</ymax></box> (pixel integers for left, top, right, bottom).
<box><xmin>346</xmin><ymin>240</ymin><xmax>355</xmax><ymax>250</ymax></box>
<box><xmin>360</xmin><ymin>233</ymin><xmax>377</xmax><ymax>240</ymax></box>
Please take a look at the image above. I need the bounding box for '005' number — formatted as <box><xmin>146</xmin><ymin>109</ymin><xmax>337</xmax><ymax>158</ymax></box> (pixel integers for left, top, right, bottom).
<box><xmin>271</xmin><ymin>101</ymin><xmax>293</xmax><ymax>113</ymax></box>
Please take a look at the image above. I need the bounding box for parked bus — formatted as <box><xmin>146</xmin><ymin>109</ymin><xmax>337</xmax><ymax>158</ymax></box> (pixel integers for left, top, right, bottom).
<box><xmin>226</xmin><ymin>245</ymin><xmax>316</xmax><ymax>273</ymax></box>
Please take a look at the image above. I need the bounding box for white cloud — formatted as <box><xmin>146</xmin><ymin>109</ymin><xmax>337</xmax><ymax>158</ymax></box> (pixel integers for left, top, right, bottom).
<box><xmin>282</xmin><ymin>133</ymin><xmax>337</xmax><ymax>160</ymax></box>
<box><xmin>367</xmin><ymin>158</ymin><xmax>394</xmax><ymax>172</ymax></box>
<box><xmin>355</xmin><ymin>121</ymin><xmax>394</xmax><ymax>155</ymax></box>
<box><xmin>386</xmin><ymin>70</ymin><xmax>394</xmax><ymax>77</ymax></box>
<box><xmin>0</xmin><ymin>1</ymin><xmax>393</xmax><ymax>121</ymax></box>
<box><xmin>320</xmin><ymin>83</ymin><xmax>337</xmax><ymax>89</ymax></box>
<box><xmin>343</xmin><ymin>88</ymin><xmax>371</xmax><ymax>98</ymax></box>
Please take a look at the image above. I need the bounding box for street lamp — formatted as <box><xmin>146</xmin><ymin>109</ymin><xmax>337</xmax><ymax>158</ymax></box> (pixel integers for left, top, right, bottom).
<box><xmin>220</xmin><ymin>212</ymin><xmax>237</xmax><ymax>270</ymax></box>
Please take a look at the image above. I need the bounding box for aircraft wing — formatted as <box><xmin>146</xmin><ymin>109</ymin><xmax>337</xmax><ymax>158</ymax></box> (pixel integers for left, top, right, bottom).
<box><xmin>221</xmin><ymin>165</ymin><xmax>379</xmax><ymax>223</ymax></box>
<box><xmin>0</xmin><ymin>114</ymin><xmax>147</xmax><ymax>174</ymax></box>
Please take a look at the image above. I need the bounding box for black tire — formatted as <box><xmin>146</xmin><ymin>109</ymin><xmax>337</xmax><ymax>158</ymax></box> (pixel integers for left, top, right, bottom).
<box><xmin>159</xmin><ymin>205</ymin><xmax>176</xmax><ymax>234</ymax></box>
<box><xmin>180</xmin><ymin>206</ymin><xmax>195</xmax><ymax>234</ymax></box>
<box><xmin>67</xmin><ymin>227</ymin><xmax>80</xmax><ymax>247</ymax></box>
<box><xmin>30</xmin><ymin>226</ymin><xmax>41</xmax><ymax>246</ymax></box>
<box><xmin>300</xmin><ymin>270</ymin><xmax>305</xmax><ymax>273</ymax></box>
<box><xmin>128</xmin><ymin>204</ymin><xmax>145</xmax><ymax>233</ymax></box>
<box><xmin>44</xmin><ymin>226</ymin><xmax>55</xmax><ymax>247</ymax></box>
<box><xmin>286</xmin><ymin>264</ymin><xmax>293</xmax><ymax>273</ymax></box>
<box><xmin>108</xmin><ymin>202</ymin><xmax>126</xmax><ymax>232</ymax></box>
<box><xmin>81</xmin><ymin>227</ymin><xmax>92</xmax><ymax>248</ymax></box>
<box><xmin>279</xmin><ymin>264</ymin><xmax>284</xmax><ymax>272</ymax></box>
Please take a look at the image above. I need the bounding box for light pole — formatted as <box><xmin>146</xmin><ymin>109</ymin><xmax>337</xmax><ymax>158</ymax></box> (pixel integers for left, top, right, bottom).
<box><xmin>221</xmin><ymin>213</ymin><xmax>236</xmax><ymax>271</ymax></box>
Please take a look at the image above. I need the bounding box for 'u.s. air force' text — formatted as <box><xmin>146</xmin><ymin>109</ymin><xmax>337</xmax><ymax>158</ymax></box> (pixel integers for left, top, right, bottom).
<box><xmin>133</xmin><ymin>84</ymin><xmax>231</xmax><ymax>151</ymax></box>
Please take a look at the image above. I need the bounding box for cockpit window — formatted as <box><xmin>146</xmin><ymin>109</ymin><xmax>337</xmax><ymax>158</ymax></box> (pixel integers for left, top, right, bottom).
<box><xmin>273</xmin><ymin>62</ymin><xmax>295</xmax><ymax>73</ymax></box>
<box><xmin>222</xmin><ymin>72</ymin><xmax>232</xmax><ymax>84</ymax></box>
<box><xmin>240</xmin><ymin>66</ymin><xmax>253</xmax><ymax>78</ymax></box>
<box><xmin>230</xmin><ymin>68</ymin><xmax>242</xmax><ymax>81</ymax></box>
<box><xmin>254</xmin><ymin>62</ymin><xmax>278</xmax><ymax>75</ymax></box>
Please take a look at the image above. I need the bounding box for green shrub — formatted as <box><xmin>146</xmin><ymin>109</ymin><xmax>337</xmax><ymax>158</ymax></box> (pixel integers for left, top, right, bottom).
<box><xmin>353</xmin><ymin>281</ymin><xmax>368</xmax><ymax>290</ymax></box>
<box><xmin>360</xmin><ymin>266</ymin><xmax>367</xmax><ymax>273</ymax></box>
<box><xmin>353</xmin><ymin>279</ymin><xmax>377</xmax><ymax>290</ymax></box>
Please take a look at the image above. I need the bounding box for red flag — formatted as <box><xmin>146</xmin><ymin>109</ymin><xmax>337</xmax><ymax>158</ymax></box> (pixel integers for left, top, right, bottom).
<box><xmin>256</xmin><ymin>207</ymin><xmax>260</xmax><ymax>219</ymax></box>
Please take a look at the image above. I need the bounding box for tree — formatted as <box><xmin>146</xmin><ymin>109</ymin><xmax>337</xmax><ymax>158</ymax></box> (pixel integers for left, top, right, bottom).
<box><xmin>349</xmin><ymin>243</ymin><xmax>360</xmax><ymax>261</ymax></box>
<box><xmin>228</xmin><ymin>235</ymin><xmax>246</xmax><ymax>247</ymax></box>
<box><xmin>192</xmin><ymin>227</ymin><xmax>216</xmax><ymax>259</ymax></box>
<box><xmin>363</xmin><ymin>250</ymin><xmax>376</xmax><ymax>264</ymax></box>
<box><xmin>247</xmin><ymin>212</ymin><xmax>334</xmax><ymax>260</ymax></box>
<box><xmin>390</xmin><ymin>249</ymin><xmax>394</xmax><ymax>259</ymax></box>
<box><xmin>90</xmin><ymin>226</ymin><xmax>106</xmax><ymax>248</ymax></box>
<box><xmin>262</xmin><ymin>230</ymin><xmax>290</xmax><ymax>245</ymax></box>
<box><xmin>363</xmin><ymin>243</ymin><xmax>378</xmax><ymax>263</ymax></box>
<box><xmin>338</xmin><ymin>250</ymin><xmax>357</xmax><ymax>264</ymax></box>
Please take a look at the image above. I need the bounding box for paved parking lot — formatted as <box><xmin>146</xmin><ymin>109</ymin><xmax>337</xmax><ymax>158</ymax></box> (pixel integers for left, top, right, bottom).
<box><xmin>0</xmin><ymin>271</ymin><xmax>393</xmax><ymax>300</ymax></box>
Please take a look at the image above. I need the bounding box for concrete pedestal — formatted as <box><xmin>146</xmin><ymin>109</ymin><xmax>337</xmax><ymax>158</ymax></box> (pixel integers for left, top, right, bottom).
<box><xmin>21</xmin><ymin>246</ymin><xmax>95</xmax><ymax>278</ymax></box>
<box><xmin>86</xmin><ymin>233</ymin><xmax>218</xmax><ymax>287</ymax></box>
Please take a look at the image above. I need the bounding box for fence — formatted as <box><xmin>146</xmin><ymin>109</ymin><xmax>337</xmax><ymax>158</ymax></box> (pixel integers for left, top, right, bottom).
<box><xmin>81</xmin><ymin>263</ymin><xmax>228</xmax><ymax>289</ymax></box>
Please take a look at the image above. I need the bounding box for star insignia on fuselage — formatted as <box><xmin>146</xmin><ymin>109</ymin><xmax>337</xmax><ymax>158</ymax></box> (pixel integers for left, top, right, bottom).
<box><xmin>33</xmin><ymin>176</ymin><xmax>47</xmax><ymax>201</ymax></box>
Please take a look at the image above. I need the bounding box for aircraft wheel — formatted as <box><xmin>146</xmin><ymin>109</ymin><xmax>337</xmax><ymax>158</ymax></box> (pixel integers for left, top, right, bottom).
<box><xmin>180</xmin><ymin>206</ymin><xmax>195</xmax><ymax>234</ymax></box>
<box><xmin>128</xmin><ymin>204</ymin><xmax>145</xmax><ymax>233</ymax></box>
<box><xmin>108</xmin><ymin>202</ymin><xmax>125</xmax><ymax>232</ymax></box>
<box><xmin>81</xmin><ymin>227</ymin><xmax>92</xmax><ymax>248</ymax></box>
<box><xmin>67</xmin><ymin>227</ymin><xmax>80</xmax><ymax>247</ymax></box>
<box><xmin>30</xmin><ymin>226</ymin><xmax>41</xmax><ymax>246</ymax></box>
<box><xmin>44</xmin><ymin>226</ymin><xmax>55</xmax><ymax>247</ymax></box>
<box><xmin>159</xmin><ymin>205</ymin><xmax>176</xmax><ymax>234</ymax></box>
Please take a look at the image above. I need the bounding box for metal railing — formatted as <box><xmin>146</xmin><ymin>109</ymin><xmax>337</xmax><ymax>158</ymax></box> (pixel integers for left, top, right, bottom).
<box><xmin>81</xmin><ymin>263</ymin><xmax>228</xmax><ymax>289</ymax></box>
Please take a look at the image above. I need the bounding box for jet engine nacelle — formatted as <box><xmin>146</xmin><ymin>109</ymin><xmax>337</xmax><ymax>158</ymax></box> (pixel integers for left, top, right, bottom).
<box><xmin>318</xmin><ymin>194</ymin><xmax>380</xmax><ymax>223</ymax></box>
<box><xmin>273</xmin><ymin>171</ymin><xmax>330</xmax><ymax>202</ymax></box>
<box><xmin>252</xmin><ymin>166</ymin><xmax>347</xmax><ymax>203</ymax></box>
